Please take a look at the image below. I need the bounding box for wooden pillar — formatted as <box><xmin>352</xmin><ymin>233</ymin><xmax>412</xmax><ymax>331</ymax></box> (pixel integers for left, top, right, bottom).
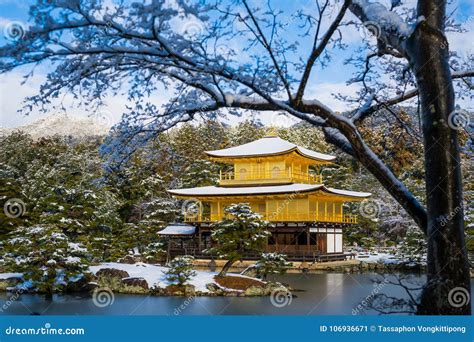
<box><xmin>199</xmin><ymin>201</ymin><xmax>203</xmax><ymax>221</ymax></box>
<box><xmin>198</xmin><ymin>227</ymin><xmax>202</xmax><ymax>251</ymax></box>
<box><xmin>166</xmin><ymin>238</ymin><xmax>171</xmax><ymax>264</ymax></box>
<box><xmin>306</xmin><ymin>227</ymin><xmax>310</xmax><ymax>250</ymax></box>
<box><xmin>265</xmin><ymin>200</ymin><xmax>269</xmax><ymax>221</ymax></box>
<box><xmin>324</xmin><ymin>201</ymin><xmax>327</xmax><ymax>219</ymax></box>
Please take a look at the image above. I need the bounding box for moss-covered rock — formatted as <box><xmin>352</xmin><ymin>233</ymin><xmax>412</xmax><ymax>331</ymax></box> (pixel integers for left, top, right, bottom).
<box><xmin>121</xmin><ymin>277</ymin><xmax>149</xmax><ymax>290</ymax></box>
<box><xmin>96</xmin><ymin>268</ymin><xmax>129</xmax><ymax>279</ymax></box>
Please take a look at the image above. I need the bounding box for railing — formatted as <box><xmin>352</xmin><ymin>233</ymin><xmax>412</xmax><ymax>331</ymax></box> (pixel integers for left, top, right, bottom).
<box><xmin>219</xmin><ymin>170</ymin><xmax>322</xmax><ymax>185</ymax></box>
<box><xmin>184</xmin><ymin>212</ymin><xmax>357</xmax><ymax>224</ymax></box>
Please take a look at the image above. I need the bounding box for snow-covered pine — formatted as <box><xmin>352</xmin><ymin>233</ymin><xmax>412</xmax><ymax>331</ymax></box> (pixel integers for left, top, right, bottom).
<box><xmin>3</xmin><ymin>224</ymin><xmax>89</xmax><ymax>294</ymax></box>
<box><xmin>254</xmin><ymin>252</ymin><xmax>292</xmax><ymax>280</ymax></box>
<box><xmin>163</xmin><ymin>255</ymin><xmax>196</xmax><ymax>286</ymax></box>
<box><xmin>208</xmin><ymin>203</ymin><xmax>271</xmax><ymax>276</ymax></box>
<box><xmin>395</xmin><ymin>225</ymin><xmax>427</xmax><ymax>265</ymax></box>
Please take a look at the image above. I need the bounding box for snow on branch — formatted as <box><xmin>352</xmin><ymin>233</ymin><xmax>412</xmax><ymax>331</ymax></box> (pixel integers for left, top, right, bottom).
<box><xmin>349</xmin><ymin>0</ymin><xmax>412</xmax><ymax>55</ymax></box>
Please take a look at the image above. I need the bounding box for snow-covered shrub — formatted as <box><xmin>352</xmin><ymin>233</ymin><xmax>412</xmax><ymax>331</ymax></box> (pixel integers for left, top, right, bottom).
<box><xmin>255</xmin><ymin>253</ymin><xmax>292</xmax><ymax>280</ymax></box>
<box><xmin>163</xmin><ymin>255</ymin><xmax>196</xmax><ymax>286</ymax></box>
<box><xmin>3</xmin><ymin>224</ymin><xmax>90</xmax><ymax>295</ymax></box>
<box><xmin>395</xmin><ymin>226</ymin><xmax>427</xmax><ymax>264</ymax></box>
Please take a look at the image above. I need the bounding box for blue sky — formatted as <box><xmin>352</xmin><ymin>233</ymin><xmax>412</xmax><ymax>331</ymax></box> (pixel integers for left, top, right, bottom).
<box><xmin>0</xmin><ymin>0</ymin><xmax>472</xmax><ymax>128</ymax></box>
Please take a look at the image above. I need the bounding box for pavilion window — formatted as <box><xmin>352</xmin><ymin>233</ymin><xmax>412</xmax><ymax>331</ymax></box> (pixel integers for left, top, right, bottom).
<box><xmin>239</xmin><ymin>168</ymin><xmax>247</xmax><ymax>180</ymax></box>
<box><xmin>317</xmin><ymin>201</ymin><xmax>325</xmax><ymax>218</ymax></box>
<box><xmin>275</xmin><ymin>233</ymin><xmax>297</xmax><ymax>245</ymax></box>
<box><xmin>297</xmin><ymin>233</ymin><xmax>307</xmax><ymax>245</ymax></box>
<box><xmin>271</xmin><ymin>166</ymin><xmax>281</xmax><ymax>178</ymax></box>
<box><xmin>327</xmin><ymin>202</ymin><xmax>334</xmax><ymax>216</ymax></box>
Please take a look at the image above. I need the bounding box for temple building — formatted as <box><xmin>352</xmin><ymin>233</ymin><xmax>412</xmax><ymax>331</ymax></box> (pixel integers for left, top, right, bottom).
<box><xmin>164</xmin><ymin>135</ymin><xmax>371</xmax><ymax>261</ymax></box>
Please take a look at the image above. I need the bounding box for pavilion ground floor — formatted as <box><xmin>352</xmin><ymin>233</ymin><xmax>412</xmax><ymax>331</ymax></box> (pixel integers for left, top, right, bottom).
<box><xmin>164</xmin><ymin>222</ymin><xmax>353</xmax><ymax>262</ymax></box>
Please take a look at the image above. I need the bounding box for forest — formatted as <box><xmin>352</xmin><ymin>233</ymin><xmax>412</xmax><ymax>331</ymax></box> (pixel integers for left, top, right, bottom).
<box><xmin>1</xmin><ymin>112</ymin><xmax>472</xmax><ymax>275</ymax></box>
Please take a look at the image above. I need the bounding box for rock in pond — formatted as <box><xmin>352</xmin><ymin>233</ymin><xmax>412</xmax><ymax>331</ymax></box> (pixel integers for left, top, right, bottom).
<box><xmin>96</xmin><ymin>268</ymin><xmax>130</xmax><ymax>279</ymax></box>
<box><xmin>121</xmin><ymin>277</ymin><xmax>149</xmax><ymax>290</ymax></box>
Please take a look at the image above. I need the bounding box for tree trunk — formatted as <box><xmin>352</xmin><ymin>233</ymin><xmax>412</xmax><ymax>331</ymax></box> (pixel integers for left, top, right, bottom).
<box><xmin>405</xmin><ymin>0</ymin><xmax>471</xmax><ymax>314</ymax></box>
<box><xmin>218</xmin><ymin>258</ymin><xmax>236</xmax><ymax>276</ymax></box>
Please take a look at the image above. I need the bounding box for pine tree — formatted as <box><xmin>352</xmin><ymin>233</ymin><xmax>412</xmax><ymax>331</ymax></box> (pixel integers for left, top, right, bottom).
<box><xmin>395</xmin><ymin>226</ymin><xmax>427</xmax><ymax>264</ymax></box>
<box><xmin>255</xmin><ymin>252</ymin><xmax>292</xmax><ymax>280</ymax></box>
<box><xmin>163</xmin><ymin>255</ymin><xmax>196</xmax><ymax>286</ymax></box>
<box><xmin>208</xmin><ymin>203</ymin><xmax>270</xmax><ymax>276</ymax></box>
<box><xmin>3</xmin><ymin>224</ymin><xmax>89</xmax><ymax>296</ymax></box>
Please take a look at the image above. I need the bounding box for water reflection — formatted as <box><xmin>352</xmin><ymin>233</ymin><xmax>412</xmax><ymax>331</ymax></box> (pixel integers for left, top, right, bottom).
<box><xmin>1</xmin><ymin>273</ymin><xmax>472</xmax><ymax>316</ymax></box>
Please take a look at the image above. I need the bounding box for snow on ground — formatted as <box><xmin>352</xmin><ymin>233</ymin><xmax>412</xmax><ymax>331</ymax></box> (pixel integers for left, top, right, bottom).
<box><xmin>0</xmin><ymin>273</ymin><xmax>23</xmax><ymax>280</ymax></box>
<box><xmin>89</xmin><ymin>262</ymin><xmax>217</xmax><ymax>292</ymax></box>
<box><xmin>354</xmin><ymin>252</ymin><xmax>400</xmax><ymax>264</ymax></box>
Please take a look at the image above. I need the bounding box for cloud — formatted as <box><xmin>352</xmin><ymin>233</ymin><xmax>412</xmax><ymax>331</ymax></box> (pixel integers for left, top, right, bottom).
<box><xmin>0</xmin><ymin>69</ymin><xmax>169</xmax><ymax>128</ymax></box>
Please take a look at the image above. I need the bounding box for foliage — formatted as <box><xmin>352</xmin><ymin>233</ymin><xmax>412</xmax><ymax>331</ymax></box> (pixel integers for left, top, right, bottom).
<box><xmin>208</xmin><ymin>203</ymin><xmax>270</xmax><ymax>275</ymax></box>
<box><xmin>395</xmin><ymin>226</ymin><xmax>427</xmax><ymax>264</ymax></box>
<box><xmin>0</xmin><ymin>120</ymin><xmax>470</xmax><ymax>276</ymax></box>
<box><xmin>163</xmin><ymin>255</ymin><xmax>196</xmax><ymax>286</ymax></box>
<box><xmin>254</xmin><ymin>253</ymin><xmax>292</xmax><ymax>280</ymax></box>
<box><xmin>3</xmin><ymin>224</ymin><xmax>89</xmax><ymax>294</ymax></box>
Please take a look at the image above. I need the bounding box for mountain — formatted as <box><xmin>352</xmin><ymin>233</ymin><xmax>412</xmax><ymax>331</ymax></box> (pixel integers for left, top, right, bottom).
<box><xmin>0</xmin><ymin>113</ymin><xmax>111</xmax><ymax>139</ymax></box>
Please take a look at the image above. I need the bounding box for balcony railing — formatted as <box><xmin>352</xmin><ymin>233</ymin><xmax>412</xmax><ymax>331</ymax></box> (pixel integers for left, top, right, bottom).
<box><xmin>219</xmin><ymin>170</ymin><xmax>322</xmax><ymax>185</ymax></box>
<box><xmin>184</xmin><ymin>212</ymin><xmax>357</xmax><ymax>224</ymax></box>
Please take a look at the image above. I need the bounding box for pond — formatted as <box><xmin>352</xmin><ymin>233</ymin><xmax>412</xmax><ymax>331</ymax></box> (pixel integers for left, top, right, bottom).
<box><xmin>1</xmin><ymin>273</ymin><xmax>472</xmax><ymax>315</ymax></box>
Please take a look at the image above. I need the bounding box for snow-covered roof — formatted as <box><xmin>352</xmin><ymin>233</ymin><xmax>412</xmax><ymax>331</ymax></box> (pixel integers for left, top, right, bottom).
<box><xmin>205</xmin><ymin>136</ymin><xmax>335</xmax><ymax>162</ymax></box>
<box><xmin>158</xmin><ymin>223</ymin><xmax>196</xmax><ymax>235</ymax></box>
<box><xmin>168</xmin><ymin>184</ymin><xmax>371</xmax><ymax>199</ymax></box>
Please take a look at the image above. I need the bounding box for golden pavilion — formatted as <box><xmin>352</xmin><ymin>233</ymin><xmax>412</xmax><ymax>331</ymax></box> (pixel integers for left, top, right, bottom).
<box><xmin>165</xmin><ymin>135</ymin><xmax>371</xmax><ymax>261</ymax></box>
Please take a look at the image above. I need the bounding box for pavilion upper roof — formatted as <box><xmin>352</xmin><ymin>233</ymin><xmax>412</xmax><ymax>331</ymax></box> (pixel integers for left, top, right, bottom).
<box><xmin>205</xmin><ymin>136</ymin><xmax>335</xmax><ymax>163</ymax></box>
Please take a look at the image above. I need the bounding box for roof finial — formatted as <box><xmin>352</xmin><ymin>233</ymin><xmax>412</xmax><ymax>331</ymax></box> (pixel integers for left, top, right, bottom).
<box><xmin>265</xmin><ymin>126</ymin><xmax>278</xmax><ymax>137</ymax></box>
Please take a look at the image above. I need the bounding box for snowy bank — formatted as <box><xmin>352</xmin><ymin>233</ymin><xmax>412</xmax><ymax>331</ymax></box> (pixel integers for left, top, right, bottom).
<box><xmin>90</xmin><ymin>262</ymin><xmax>217</xmax><ymax>293</ymax></box>
<box><xmin>354</xmin><ymin>252</ymin><xmax>399</xmax><ymax>264</ymax></box>
<box><xmin>0</xmin><ymin>273</ymin><xmax>23</xmax><ymax>280</ymax></box>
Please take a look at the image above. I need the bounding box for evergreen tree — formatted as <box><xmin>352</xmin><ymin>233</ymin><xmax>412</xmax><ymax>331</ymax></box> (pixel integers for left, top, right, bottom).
<box><xmin>163</xmin><ymin>255</ymin><xmax>196</xmax><ymax>286</ymax></box>
<box><xmin>255</xmin><ymin>252</ymin><xmax>292</xmax><ymax>280</ymax></box>
<box><xmin>3</xmin><ymin>224</ymin><xmax>89</xmax><ymax>296</ymax></box>
<box><xmin>395</xmin><ymin>226</ymin><xmax>427</xmax><ymax>264</ymax></box>
<box><xmin>208</xmin><ymin>203</ymin><xmax>270</xmax><ymax>276</ymax></box>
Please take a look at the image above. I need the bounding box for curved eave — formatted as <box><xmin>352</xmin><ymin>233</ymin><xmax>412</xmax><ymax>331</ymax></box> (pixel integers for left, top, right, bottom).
<box><xmin>167</xmin><ymin>185</ymin><xmax>371</xmax><ymax>201</ymax></box>
<box><xmin>205</xmin><ymin>147</ymin><xmax>335</xmax><ymax>164</ymax></box>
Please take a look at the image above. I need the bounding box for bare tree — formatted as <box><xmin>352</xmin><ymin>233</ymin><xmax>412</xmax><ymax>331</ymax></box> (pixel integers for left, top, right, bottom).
<box><xmin>0</xmin><ymin>0</ymin><xmax>471</xmax><ymax>314</ymax></box>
